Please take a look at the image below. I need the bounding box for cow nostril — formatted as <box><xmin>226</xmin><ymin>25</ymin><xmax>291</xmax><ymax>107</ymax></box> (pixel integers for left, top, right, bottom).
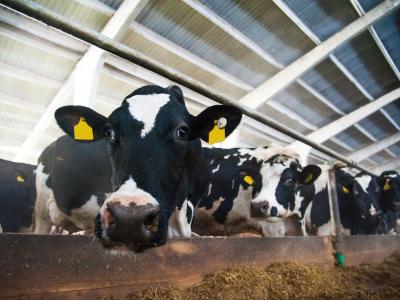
<box><xmin>103</xmin><ymin>207</ymin><xmax>116</xmax><ymax>227</ymax></box>
<box><xmin>144</xmin><ymin>212</ymin><xmax>160</xmax><ymax>234</ymax></box>
<box><xmin>261</xmin><ymin>203</ymin><xmax>268</xmax><ymax>212</ymax></box>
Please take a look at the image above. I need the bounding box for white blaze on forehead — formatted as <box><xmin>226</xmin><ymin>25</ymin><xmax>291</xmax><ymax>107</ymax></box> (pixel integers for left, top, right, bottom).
<box><xmin>355</xmin><ymin>175</ymin><xmax>372</xmax><ymax>193</ymax></box>
<box><xmin>126</xmin><ymin>93</ymin><xmax>170</xmax><ymax>137</ymax></box>
<box><xmin>101</xmin><ymin>178</ymin><xmax>158</xmax><ymax>214</ymax></box>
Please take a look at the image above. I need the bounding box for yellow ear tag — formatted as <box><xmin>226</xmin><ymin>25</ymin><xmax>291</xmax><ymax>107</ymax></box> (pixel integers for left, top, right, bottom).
<box><xmin>74</xmin><ymin>117</ymin><xmax>93</xmax><ymax>141</ymax></box>
<box><xmin>384</xmin><ymin>181</ymin><xmax>391</xmax><ymax>191</ymax></box>
<box><xmin>342</xmin><ymin>186</ymin><xmax>350</xmax><ymax>194</ymax></box>
<box><xmin>16</xmin><ymin>175</ymin><xmax>25</xmax><ymax>182</ymax></box>
<box><xmin>304</xmin><ymin>173</ymin><xmax>313</xmax><ymax>184</ymax></box>
<box><xmin>243</xmin><ymin>175</ymin><xmax>254</xmax><ymax>186</ymax></box>
<box><xmin>208</xmin><ymin>119</ymin><xmax>226</xmax><ymax>145</ymax></box>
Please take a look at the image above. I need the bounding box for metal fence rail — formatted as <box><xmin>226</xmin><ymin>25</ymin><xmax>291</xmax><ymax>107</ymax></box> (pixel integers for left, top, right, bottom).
<box><xmin>0</xmin><ymin>0</ymin><xmax>384</xmax><ymax>176</ymax></box>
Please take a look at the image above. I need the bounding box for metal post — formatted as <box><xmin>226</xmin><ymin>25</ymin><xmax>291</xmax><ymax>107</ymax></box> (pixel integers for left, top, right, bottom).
<box><xmin>0</xmin><ymin>0</ymin><xmax>378</xmax><ymax>176</ymax></box>
<box><xmin>327</xmin><ymin>166</ymin><xmax>345</xmax><ymax>266</ymax></box>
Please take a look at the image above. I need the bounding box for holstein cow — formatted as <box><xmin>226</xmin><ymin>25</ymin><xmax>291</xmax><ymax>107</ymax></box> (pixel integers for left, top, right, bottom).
<box><xmin>304</xmin><ymin>165</ymin><xmax>383</xmax><ymax>236</ymax></box>
<box><xmin>377</xmin><ymin>171</ymin><xmax>400</xmax><ymax>234</ymax></box>
<box><xmin>0</xmin><ymin>159</ymin><xmax>36</xmax><ymax>232</ymax></box>
<box><xmin>186</xmin><ymin>146</ymin><xmax>321</xmax><ymax>237</ymax></box>
<box><xmin>34</xmin><ymin>85</ymin><xmax>242</xmax><ymax>252</ymax></box>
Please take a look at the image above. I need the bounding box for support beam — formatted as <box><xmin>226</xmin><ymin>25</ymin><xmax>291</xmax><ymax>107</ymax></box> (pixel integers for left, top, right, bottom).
<box><xmin>273</xmin><ymin>0</ymin><xmax>400</xmax><ymax>146</ymax></box>
<box><xmin>350</xmin><ymin>0</ymin><xmax>400</xmax><ymax>81</ymax></box>
<box><xmin>183</xmin><ymin>0</ymin><xmax>397</xmax><ymax>157</ymax></box>
<box><xmin>238</xmin><ymin>0</ymin><xmax>400</xmax><ymax>108</ymax></box>
<box><xmin>13</xmin><ymin>0</ymin><xmax>147</xmax><ymax>162</ymax></box>
<box><xmin>349</xmin><ymin>132</ymin><xmax>400</xmax><ymax>162</ymax></box>
<box><xmin>73</xmin><ymin>0</ymin><xmax>147</xmax><ymax>107</ymax></box>
<box><xmin>306</xmin><ymin>88</ymin><xmax>400</xmax><ymax>143</ymax></box>
<box><xmin>374</xmin><ymin>158</ymin><xmax>400</xmax><ymax>173</ymax></box>
<box><xmin>289</xmin><ymin>88</ymin><xmax>400</xmax><ymax>160</ymax></box>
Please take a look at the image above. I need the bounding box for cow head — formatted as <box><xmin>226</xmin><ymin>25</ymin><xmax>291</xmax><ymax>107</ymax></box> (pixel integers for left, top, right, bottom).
<box><xmin>353</xmin><ymin>173</ymin><xmax>383</xmax><ymax>230</ymax></box>
<box><xmin>250</xmin><ymin>152</ymin><xmax>321</xmax><ymax>222</ymax></box>
<box><xmin>55</xmin><ymin>85</ymin><xmax>241</xmax><ymax>251</ymax></box>
<box><xmin>378</xmin><ymin>171</ymin><xmax>400</xmax><ymax>212</ymax></box>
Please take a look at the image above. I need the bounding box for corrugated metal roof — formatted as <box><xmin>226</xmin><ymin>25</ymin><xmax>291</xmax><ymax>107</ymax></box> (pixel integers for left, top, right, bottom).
<box><xmin>0</xmin><ymin>0</ymin><xmax>398</xmax><ymax>171</ymax></box>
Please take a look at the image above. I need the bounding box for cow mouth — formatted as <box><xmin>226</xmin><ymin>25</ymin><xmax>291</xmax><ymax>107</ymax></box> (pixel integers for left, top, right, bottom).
<box><xmin>144</xmin><ymin>213</ymin><xmax>160</xmax><ymax>234</ymax></box>
<box><xmin>266</xmin><ymin>216</ymin><xmax>283</xmax><ymax>223</ymax></box>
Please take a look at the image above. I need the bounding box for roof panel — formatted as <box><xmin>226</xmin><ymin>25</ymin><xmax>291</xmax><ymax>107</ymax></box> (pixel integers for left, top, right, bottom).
<box><xmin>136</xmin><ymin>0</ymin><xmax>278</xmax><ymax>87</ymax></box>
<box><xmin>199</xmin><ymin>0</ymin><xmax>315</xmax><ymax>65</ymax></box>
<box><xmin>283</xmin><ymin>0</ymin><xmax>358</xmax><ymax>41</ymax></box>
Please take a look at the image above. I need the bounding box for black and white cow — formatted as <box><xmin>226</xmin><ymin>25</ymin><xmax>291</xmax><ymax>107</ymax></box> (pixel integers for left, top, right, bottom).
<box><xmin>304</xmin><ymin>166</ymin><xmax>383</xmax><ymax>236</ymax></box>
<box><xmin>0</xmin><ymin>159</ymin><xmax>36</xmax><ymax>232</ymax></box>
<box><xmin>34</xmin><ymin>85</ymin><xmax>241</xmax><ymax>251</ymax></box>
<box><xmin>186</xmin><ymin>146</ymin><xmax>321</xmax><ymax>237</ymax></box>
<box><xmin>377</xmin><ymin>171</ymin><xmax>400</xmax><ymax>234</ymax></box>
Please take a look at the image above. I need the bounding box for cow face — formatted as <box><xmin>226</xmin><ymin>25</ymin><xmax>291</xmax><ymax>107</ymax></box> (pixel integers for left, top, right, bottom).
<box><xmin>379</xmin><ymin>171</ymin><xmax>400</xmax><ymax>212</ymax></box>
<box><xmin>250</xmin><ymin>154</ymin><xmax>321</xmax><ymax>222</ymax></box>
<box><xmin>353</xmin><ymin>173</ymin><xmax>383</xmax><ymax>228</ymax></box>
<box><xmin>55</xmin><ymin>85</ymin><xmax>241</xmax><ymax>251</ymax></box>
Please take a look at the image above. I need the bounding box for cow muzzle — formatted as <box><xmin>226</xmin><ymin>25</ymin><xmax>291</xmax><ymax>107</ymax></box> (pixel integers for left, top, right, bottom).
<box><xmin>95</xmin><ymin>201</ymin><xmax>161</xmax><ymax>252</ymax></box>
<box><xmin>250</xmin><ymin>201</ymin><xmax>269</xmax><ymax>218</ymax></box>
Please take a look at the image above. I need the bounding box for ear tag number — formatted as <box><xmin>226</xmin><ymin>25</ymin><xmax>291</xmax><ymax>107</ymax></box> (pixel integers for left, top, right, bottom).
<box><xmin>74</xmin><ymin>117</ymin><xmax>94</xmax><ymax>141</ymax></box>
<box><xmin>16</xmin><ymin>175</ymin><xmax>25</xmax><ymax>183</ymax></box>
<box><xmin>342</xmin><ymin>186</ymin><xmax>350</xmax><ymax>194</ymax></box>
<box><xmin>384</xmin><ymin>181</ymin><xmax>391</xmax><ymax>191</ymax></box>
<box><xmin>304</xmin><ymin>173</ymin><xmax>313</xmax><ymax>184</ymax></box>
<box><xmin>243</xmin><ymin>175</ymin><xmax>254</xmax><ymax>186</ymax></box>
<box><xmin>208</xmin><ymin>119</ymin><xmax>226</xmax><ymax>144</ymax></box>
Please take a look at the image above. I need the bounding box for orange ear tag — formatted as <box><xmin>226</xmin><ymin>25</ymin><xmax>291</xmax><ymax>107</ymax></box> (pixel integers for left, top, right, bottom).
<box><xmin>243</xmin><ymin>175</ymin><xmax>254</xmax><ymax>186</ymax></box>
<box><xmin>16</xmin><ymin>175</ymin><xmax>25</xmax><ymax>183</ymax></box>
<box><xmin>74</xmin><ymin>117</ymin><xmax>93</xmax><ymax>141</ymax></box>
<box><xmin>384</xmin><ymin>181</ymin><xmax>391</xmax><ymax>191</ymax></box>
<box><xmin>208</xmin><ymin>118</ymin><xmax>226</xmax><ymax>144</ymax></box>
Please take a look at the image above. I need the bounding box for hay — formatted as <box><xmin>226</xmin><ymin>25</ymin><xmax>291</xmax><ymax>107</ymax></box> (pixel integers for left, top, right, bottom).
<box><xmin>121</xmin><ymin>252</ymin><xmax>400</xmax><ymax>300</ymax></box>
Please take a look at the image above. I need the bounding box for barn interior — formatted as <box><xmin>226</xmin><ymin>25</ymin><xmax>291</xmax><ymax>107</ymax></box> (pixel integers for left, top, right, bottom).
<box><xmin>1</xmin><ymin>0</ymin><xmax>400</xmax><ymax>299</ymax></box>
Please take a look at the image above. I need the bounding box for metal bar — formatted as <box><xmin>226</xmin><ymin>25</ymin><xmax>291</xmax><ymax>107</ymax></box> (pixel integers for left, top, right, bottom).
<box><xmin>327</xmin><ymin>167</ymin><xmax>345</xmax><ymax>266</ymax></box>
<box><xmin>0</xmin><ymin>0</ymin><xmax>377</xmax><ymax>176</ymax></box>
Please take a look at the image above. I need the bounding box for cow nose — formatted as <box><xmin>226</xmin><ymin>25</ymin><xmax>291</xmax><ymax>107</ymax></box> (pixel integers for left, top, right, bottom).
<box><xmin>102</xmin><ymin>202</ymin><xmax>160</xmax><ymax>247</ymax></box>
<box><xmin>251</xmin><ymin>201</ymin><xmax>269</xmax><ymax>218</ymax></box>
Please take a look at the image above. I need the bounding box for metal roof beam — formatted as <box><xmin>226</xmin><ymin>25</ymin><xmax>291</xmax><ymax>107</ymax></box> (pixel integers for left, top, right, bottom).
<box><xmin>183</xmin><ymin>0</ymin><xmax>397</xmax><ymax>157</ymax></box>
<box><xmin>0</xmin><ymin>6</ymin><xmax>87</xmax><ymax>53</ymax></box>
<box><xmin>238</xmin><ymin>0</ymin><xmax>400</xmax><ymax>108</ymax></box>
<box><xmin>13</xmin><ymin>0</ymin><xmax>147</xmax><ymax>162</ymax></box>
<box><xmin>307</xmin><ymin>88</ymin><xmax>400</xmax><ymax>143</ymax></box>
<box><xmin>349</xmin><ymin>132</ymin><xmax>400</xmax><ymax>162</ymax></box>
<box><xmin>273</xmin><ymin>0</ymin><xmax>400</xmax><ymax>154</ymax></box>
<box><xmin>350</xmin><ymin>0</ymin><xmax>400</xmax><ymax>81</ymax></box>
<box><xmin>73</xmin><ymin>0</ymin><xmax>147</xmax><ymax>107</ymax></box>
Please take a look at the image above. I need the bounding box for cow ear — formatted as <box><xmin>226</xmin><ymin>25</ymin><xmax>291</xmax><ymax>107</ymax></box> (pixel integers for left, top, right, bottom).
<box><xmin>190</xmin><ymin>105</ymin><xmax>242</xmax><ymax>144</ymax></box>
<box><xmin>55</xmin><ymin>105</ymin><xmax>108</xmax><ymax>142</ymax></box>
<box><xmin>298</xmin><ymin>165</ymin><xmax>321</xmax><ymax>185</ymax></box>
<box><xmin>167</xmin><ymin>85</ymin><xmax>184</xmax><ymax>103</ymax></box>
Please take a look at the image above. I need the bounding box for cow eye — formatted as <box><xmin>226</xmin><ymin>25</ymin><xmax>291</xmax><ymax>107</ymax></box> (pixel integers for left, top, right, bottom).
<box><xmin>104</xmin><ymin>126</ymin><xmax>116</xmax><ymax>142</ymax></box>
<box><xmin>176</xmin><ymin>126</ymin><xmax>188</xmax><ymax>140</ymax></box>
<box><xmin>284</xmin><ymin>178</ymin><xmax>295</xmax><ymax>186</ymax></box>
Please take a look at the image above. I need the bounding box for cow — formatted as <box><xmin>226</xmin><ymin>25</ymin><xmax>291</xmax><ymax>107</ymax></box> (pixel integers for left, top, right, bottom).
<box><xmin>303</xmin><ymin>165</ymin><xmax>384</xmax><ymax>236</ymax></box>
<box><xmin>0</xmin><ymin>159</ymin><xmax>36</xmax><ymax>233</ymax></box>
<box><xmin>34</xmin><ymin>84</ymin><xmax>242</xmax><ymax>252</ymax></box>
<box><xmin>186</xmin><ymin>145</ymin><xmax>321</xmax><ymax>237</ymax></box>
<box><xmin>377</xmin><ymin>171</ymin><xmax>400</xmax><ymax>234</ymax></box>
